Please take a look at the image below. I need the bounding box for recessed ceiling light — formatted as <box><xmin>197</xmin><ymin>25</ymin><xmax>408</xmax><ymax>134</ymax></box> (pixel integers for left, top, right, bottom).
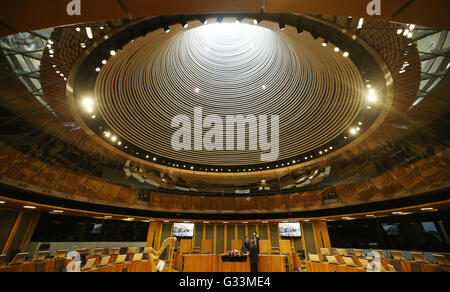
<box><xmin>102</xmin><ymin>60</ymin><xmax>107</xmax><ymax>65</ymax></box>
<box><xmin>85</xmin><ymin>27</ymin><xmax>93</xmax><ymax>39</ymax></box>
<box><xmin>392</xmin><ymin>212</ymin><xmax>403</xmax><ymax>215</ymax></box>
<box><xmin>0</xmin><ymin>201</ymin><xmax>5</xmax><ymax>204</ymax></box>
<box><xmin>334</xmin><ymin>47</ymin><xmax>340</xmax><ymax>52</ymax></box>
<box><xmin>24</xmin><ymin>206</ymin><xmax>36</xmax><ymax>209</ymax></box>
<box><xmin>420</xmin><ymin>208</ymin><xmax>434</xmax><ymax>211</ymax></box>
<box><xmin>110</xmin><ymin>50</ymin><xmax>116</xmax><ymax>56</ymax></box>
<box><xmin>343</xmin><ymin>52</ymin><xmax>349</xmax><ymax>57</ymax></box>
<box><xmin>350</xmin><ymin>128</ymin><xmax>357</xmax><ymax>135</ymax></box>
<box><xmin>52</xmin><ymin>210</ymin><xmax>64</xmax><ymax>213</ymax></box>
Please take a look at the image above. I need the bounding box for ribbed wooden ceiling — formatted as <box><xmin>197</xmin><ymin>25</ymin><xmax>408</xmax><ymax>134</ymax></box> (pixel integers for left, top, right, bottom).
<box><xmin>94</xmin><ymin>22</ymin><xmax>364</xmax><ymax>166</ymax></box>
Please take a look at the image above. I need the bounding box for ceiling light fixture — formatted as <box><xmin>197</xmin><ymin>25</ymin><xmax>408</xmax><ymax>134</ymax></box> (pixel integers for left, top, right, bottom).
<box><xmin>85</xmin><ymin>27</ymin><xmax>93</xmax><ymax>39</ymax></box>
<box><xmin>163</xmin><ymin>25</ymin><xmax>170</xmax><ymax>33</ymax></box>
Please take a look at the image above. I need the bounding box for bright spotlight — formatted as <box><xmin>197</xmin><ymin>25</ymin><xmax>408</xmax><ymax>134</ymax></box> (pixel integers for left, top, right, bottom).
<box><xmin>82</xmin><ymin>98</ymin><xmax>93</xmax><ymax>108</ymax></box>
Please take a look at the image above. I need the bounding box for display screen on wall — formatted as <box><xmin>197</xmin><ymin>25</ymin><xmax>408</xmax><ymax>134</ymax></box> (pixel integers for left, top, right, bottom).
<box><xmin>279</xmin><ymin>222</ymin><xmax>301</xmax><ymax>237</ymax></box>
<box><xmin>172</xmin><ymin>223</ymin><xmax>195</xmax><ymax>238</ymax></box>
<box><xmin>381</xmin><ymin>223</ymin><xmax>400</xmax><ymax>236</ymax></box>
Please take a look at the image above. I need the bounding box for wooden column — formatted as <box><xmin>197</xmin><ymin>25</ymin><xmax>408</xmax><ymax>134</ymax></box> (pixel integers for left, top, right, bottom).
<box><xmin>146</xmin><ymin>222</ymin><xmax>162</xmax><ymax>248</ymax></box>
<box><xmin>313</xmin><ymin>222</ymin><xmax>331</xmax><ymax>250</ymax></box>
<box><xmin>300</xmin><ymin>223</ymin><xmax>308</xmax><ymax>260</ymax></box>
<box><xmin>2</xmin><ymin>211</ymin><xmax>24</xmax><ymax>254</ymax></box>
<box><xmin>224</xmin><ymin>225</ymin><xmax>227</xmax><ymax>253</ymax></box>
<box><xmin>213</xmin><ymin>225</ymin><xmax>217</xmax><ymax>254</ymax></box>
<box><xmin>19</xmin><ymin>212</ymin><xmax>40</xmax><ymax>251</ymax></box>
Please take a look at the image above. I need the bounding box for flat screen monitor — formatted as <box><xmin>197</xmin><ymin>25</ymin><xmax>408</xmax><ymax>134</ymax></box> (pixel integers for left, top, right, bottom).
<box><xmin>92</xmin><ymin>223</ymin><xmax>102</xmax><ymax>234</ymax></box>
<box><xmin>382</xmin><ymin>223</ymin><xmax>400</xmax><ymax>236</ymax></box>
<box><xmin>279</xmin><ymin>222</ymin><xmax>301</xmax><ymax>238</ymax></box>
<box><xmin>172</xmin><ymin>223</ymin><xmax>194</xmax><ymax>238</ymax></box>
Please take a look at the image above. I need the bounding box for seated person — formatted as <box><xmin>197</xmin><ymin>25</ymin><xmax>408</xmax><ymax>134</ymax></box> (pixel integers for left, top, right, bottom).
<box><xmin>241</xmin><ymin>236</ymin><xmax>251</xmax><ymax>254</ymax></box>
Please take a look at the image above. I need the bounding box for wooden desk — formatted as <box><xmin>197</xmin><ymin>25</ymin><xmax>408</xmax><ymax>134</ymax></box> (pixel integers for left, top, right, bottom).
<box><xmin>400</xmin><ymin>261</ymin><xmax>450</xmax><ymax>272</ymax></box>
<box><xmin>85</xmin><ymin>260</ymin><xmax>153</xmax><ymax>272</ymax></box>
<box><xmin>305</xmin><ymin>261</ymin><xmax>366</xmax><ymax>272</ymax></box>
<box><xmin>0</xmin><ymin>259</ymin><xmax>72</xmax><ymax>272</ymax></box>
<box><xmin>183</xmin><ymin>254</ymin><xmax>218</xmax><ymax>272</ymax></box>
<box><xmin>218</xmin><ymin>255</ymin><xmax>250</xmax><ymax>272</ymax></box>
<box><xmin>258</xmin><ymin>255</ymin><xmax>287</xmax><ymax>272</ymax></box>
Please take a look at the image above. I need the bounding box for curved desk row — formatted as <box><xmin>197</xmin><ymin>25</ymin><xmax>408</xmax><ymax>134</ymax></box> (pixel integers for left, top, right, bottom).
<box><xmin>182</xmin><ymin>254</ymin><xmax>288</xmax><ymax>272</ymax></box>
<box><xmin>306</xmin><ymin>259</ymin><xmax>450</xmax><ymax>272</ymax></box>
<box><xmin>0</xmin><ymin>259</ymin><xmax>72</xmax><ymax>272</ymax></box>
<box><xmin>83</xmin><ymin>260</ymin><xmax>154</xmax><ymax>272</ymax></box>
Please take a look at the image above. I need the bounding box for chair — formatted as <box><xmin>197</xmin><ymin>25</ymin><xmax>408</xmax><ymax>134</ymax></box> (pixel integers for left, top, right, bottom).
<box><xmin>410</xmin><ymin>262</ymin><xmax>422</xmax><ymax>273</ymax></box>
<box><xmin>354</xmin><ymin>249</ymin><xmax>366</xmax><ymax>257</ymax></box>
<box><xmin>35</xmin><ymin>261</ymin><xmax>47</xmax><ymax>272</ymax></box>
<box><xmin>320</xmin><ymin>248</ymin><xmax>330</xmax><ymax>255</ymax></box>
<box><xmin>346</xmin><ymin>249</ymin><xmax>356</xmax><ymax>256</ymax></box>
<box><xmin>390</xmin><ymin>259</ymin><xmax>402</xmax><ymax>273</ymax></box>
<box><xmin>55</xmin><ymin>258</ymin><xmax>67</xmax><ymax>272</ymax></box>
<box><xmin>387</xmin><ymin>264</ymin><xmax>397</xmax><ymax>272</ymax></box>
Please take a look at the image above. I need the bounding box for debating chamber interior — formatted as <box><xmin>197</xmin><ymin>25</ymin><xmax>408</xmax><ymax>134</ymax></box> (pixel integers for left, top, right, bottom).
<box><xmin>1</xmin><ymin>0</ymin><xmax>450</xmax><ymax>276</ymax></box>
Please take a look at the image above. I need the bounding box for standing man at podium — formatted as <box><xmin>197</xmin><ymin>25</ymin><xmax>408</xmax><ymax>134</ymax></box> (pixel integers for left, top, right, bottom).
<box><xmin>252</xmin><ymin>232</ymin><xmax>260</xmax><ymax>254</ymax></box>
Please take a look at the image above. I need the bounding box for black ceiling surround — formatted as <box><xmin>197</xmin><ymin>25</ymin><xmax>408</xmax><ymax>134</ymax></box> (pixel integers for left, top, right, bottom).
<box><xmin>67</xmin><ymin>13</ymin><xmax>392</xmax><ymax>173</ymax></box>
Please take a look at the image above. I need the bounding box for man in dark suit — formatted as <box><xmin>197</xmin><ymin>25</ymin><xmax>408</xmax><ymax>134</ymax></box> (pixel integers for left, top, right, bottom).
<box><xmin>249</xmin><ymin>239</ymin><xmax>259</xmax><ymax>272</ymax></box>
<box><xmin>252</xmin><ymin>232</ymin><xmax>260</xmax><ymax>254</ymax></box>
<box><xmin>241</xmin><ymin>236</ymin><xmax>251</xmax><ymax>253</ymax></box>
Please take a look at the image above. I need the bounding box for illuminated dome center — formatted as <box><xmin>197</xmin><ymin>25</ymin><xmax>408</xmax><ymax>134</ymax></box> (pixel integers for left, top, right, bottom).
<box><xmin>95</xmin><ymin>22</ymin><xmax>363</xmax><ymax>166</ymax></box>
